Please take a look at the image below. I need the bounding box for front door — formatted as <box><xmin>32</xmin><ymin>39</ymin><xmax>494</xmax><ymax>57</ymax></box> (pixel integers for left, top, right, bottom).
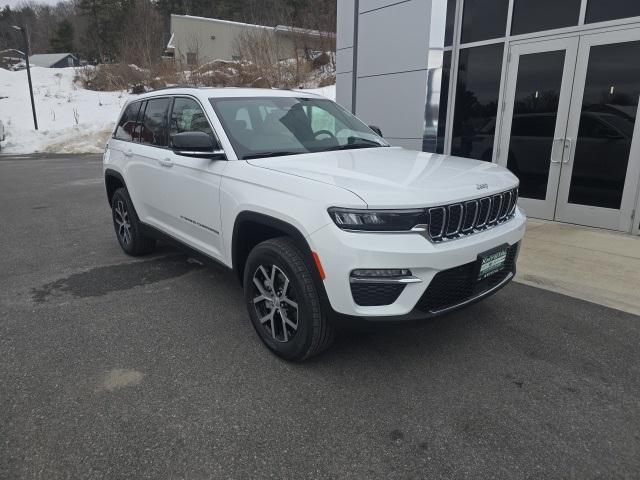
<box><xmin>496</xmin><ymin>37</ymin><xmax>579</xmax><ymax>220</ymax></box>
<box><xmin>554</xmin><ymin>28</ymin><xmax>640</xmax><ymax>231</ymax></box>
<box><xmin>498</xmin><ymin>29</ymin><xmax>640</xmax><ymax>232</ymax></box>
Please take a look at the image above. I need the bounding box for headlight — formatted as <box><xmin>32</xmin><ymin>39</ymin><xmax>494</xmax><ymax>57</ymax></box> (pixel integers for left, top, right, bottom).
<box><xmin>328</xmin><ymin>207</ymin><xmax>427</xmax><ymax>232</ymax></box>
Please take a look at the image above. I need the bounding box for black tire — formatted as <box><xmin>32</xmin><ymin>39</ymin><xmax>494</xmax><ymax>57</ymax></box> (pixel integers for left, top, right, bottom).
<box><xmin>243</xmin><ymin>237</ymin><xmax>335</xmax><ymax>361</ymax></box>
<box><xmin>111</xmin><ymin>188</ymin><xmax>156</xmax><ymax>256</ymax></box>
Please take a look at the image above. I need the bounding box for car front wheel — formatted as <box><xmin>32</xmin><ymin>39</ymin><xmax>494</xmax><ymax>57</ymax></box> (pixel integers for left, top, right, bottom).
<box><xmin>243</xmin><ymin>237</ymin><xmax>335</xmax><ymax>361</ymax></box>
<box><xmin>111</xmin><ymin>188</ymin><xmax>155</xmax><ymax>256</ymax></box>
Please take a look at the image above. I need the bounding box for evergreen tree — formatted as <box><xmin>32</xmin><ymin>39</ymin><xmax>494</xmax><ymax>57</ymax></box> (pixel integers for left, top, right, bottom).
<box><xmin>49</xmin><ymin>19</ymin><xmax>74</xmax><ymax>52</ymax></box>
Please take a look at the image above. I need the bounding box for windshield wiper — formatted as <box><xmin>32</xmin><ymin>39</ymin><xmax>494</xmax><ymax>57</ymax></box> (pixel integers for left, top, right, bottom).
<box><xmin>325</xmin><ymin>141</ymin><xmax>387</xmax><ymax>152</ymax></box>
<box><xmin>243</xmin><ymin>151</ymin><xmax>302</xmax><ymax>160</ymax></box>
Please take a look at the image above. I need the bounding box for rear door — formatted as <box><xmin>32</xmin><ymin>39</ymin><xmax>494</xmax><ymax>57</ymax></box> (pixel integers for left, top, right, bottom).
<box><xmin>126</xmin><ymin>97</ymin><xmax>173</xmax><ymax>230</ymax></box>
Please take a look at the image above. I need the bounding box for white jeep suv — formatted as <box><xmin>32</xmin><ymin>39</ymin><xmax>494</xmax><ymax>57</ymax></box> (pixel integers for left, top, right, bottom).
<box><xmin>104</xmin><ymin>87</ymin><xmax>525</xmax><ymax>360</ymax></box>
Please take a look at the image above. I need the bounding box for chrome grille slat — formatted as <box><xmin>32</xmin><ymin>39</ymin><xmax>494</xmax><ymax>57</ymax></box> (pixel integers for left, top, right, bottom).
<box><xmin>462</xmin><ymin>200</ymin><xmax>478</xmax><ymax>232</ymax></box>
<box><xmin>428</xmin><ymin>207</ymin><xmax>447</xmax><ymax>240</ymax></box>
<box><xmin>426</xmin><ymin>188</ymin><xmax>519</xmax><ymax>243</ymax></box>
<box><xmin>447</xmin><ymin>204</ymin><xmax>464</xmax><ymax>235</ymax></box>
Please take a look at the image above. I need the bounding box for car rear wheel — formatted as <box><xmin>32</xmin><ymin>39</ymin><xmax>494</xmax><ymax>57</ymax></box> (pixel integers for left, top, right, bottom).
<box><xmin>243</xmin><ymin>237</ymin><xmax>335</xmax><ymax>361</ymax></box>
<box><xmin>111</xmin><ymin>188</ymin><xmax>155</xmax><ymax>256</ymax></box>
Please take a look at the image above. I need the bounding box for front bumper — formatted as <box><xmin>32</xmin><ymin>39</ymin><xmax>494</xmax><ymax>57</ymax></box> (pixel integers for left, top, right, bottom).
<box><xmin>308</xmin><ymin>208</ymin><xmax>526</xmax><ymax>318</ymax></box>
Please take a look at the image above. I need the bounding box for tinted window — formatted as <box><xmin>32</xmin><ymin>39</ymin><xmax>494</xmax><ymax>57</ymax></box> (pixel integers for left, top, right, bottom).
<box><xmin>586</xmin><ymin>0</ymin><xmax>640</xmax><ymax>24</ymax></box>
<box><xmin>435</xmin><ymin>51</ymin><xmax>451</xmax><ymax>153</ymax></box>
<box><xmin>444</xmin><ymin>0</ymin><xmax>456</xmax><ymax>46</ymax></box>
<box><xmin>568</xmin><ymin>40</ymin><xmax>640</xmax><ymax>210</ymax></box>
<box><xmin>140</xmin><ymin>98</ymin><xmax>171</xmax><ymax>147</ymax></box>
<box><xmin>451</xmin><ymin>44</ymin><xmax>504</xmax><ymax>161</ymax></box>
<box><xmin>169</xmin><ymin>97</ymin><xmax>214</xmax><ymax>138</ymax></box>
<box><xmin>507</xmin><ymin>50</ymin><xmax>565</xmax><ymax>200</ymax></box>
<box><xmin>512</xmin><ymin>0</ymin><xmax>581</xmax><ymax>35</ymax></box>
<box><xmin>114</xmin><ymin>102</ymin><xmax>141</xmax><ymax>141</ymax></box>
<box><xmin>460</xmin><ymin>0</ymin><xmax>508</xmax><ymax>44</ymax></box>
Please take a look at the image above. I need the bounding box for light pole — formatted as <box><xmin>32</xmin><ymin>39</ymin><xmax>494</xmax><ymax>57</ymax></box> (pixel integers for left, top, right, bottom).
<box><xmin>12</xmin><ymin>25</ymin><xmax>38</xmax><ymax>130</ymax></box>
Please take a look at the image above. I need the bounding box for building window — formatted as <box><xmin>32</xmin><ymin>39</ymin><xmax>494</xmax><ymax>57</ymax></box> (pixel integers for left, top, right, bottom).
<box><xmin>511</xmin><ymin>0</ymin><xmax>581</xmax><ymax>35</ymax></box>
<box><xmin>435</xmin><ymin>51</ymin><xmax>452</xmax><ymax>153</ymax></box>
<box><xmin>186</xmin><ymin>52</ymin><xmax>197</xmax><ymax>66</ymax></box>
<box><xmin>444</xmin><ymin>0</ymin><xmax>457</xmax><ymax>47</ymax></box>
<box><xmin>585</xmin><ymin>0</ymin><xmax>640</xmax><ymax>24</ymax></box>
<box><xmin>451</xmin><ymin>44</ymin><xmax>504</xmax><ymax>161</ymax></box>
<box><xmin>460</xmin><ymin>0</ymin><xmax>508</xmax><ymax>44</ymax></box>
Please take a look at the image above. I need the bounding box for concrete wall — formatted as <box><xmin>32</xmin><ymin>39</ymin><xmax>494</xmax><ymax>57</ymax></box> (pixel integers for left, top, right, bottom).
<box><xmin>170</xmin><ymin>15</ymin><xmax>299</xmax><ymax>64</ymax></box>
<box><xmin>336</xmin><ymin>0</ymin><xmax>432</xmax><ymax>150</ymax></box>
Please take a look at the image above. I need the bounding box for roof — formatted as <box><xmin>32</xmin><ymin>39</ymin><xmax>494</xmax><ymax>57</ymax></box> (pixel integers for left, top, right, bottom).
<box><xmin>29</xmin><ymin>53</ymin><xmax>77</xmax><ymax>68</ymax></box>
<box><xmin>136</xmin><ymin>86</ymin><xmax>323</xmax><ymax>100</ymax></box>
<box><xmin>170</xmin><ymin>14</ymin><xmax>331</xmax><ymax>39</ymax></box>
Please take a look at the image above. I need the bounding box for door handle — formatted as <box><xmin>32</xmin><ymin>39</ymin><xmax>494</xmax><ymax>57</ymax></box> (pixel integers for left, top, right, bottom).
<box><xmin>562</xmin><ymin>138</ymin><xmax>573</xmax><ymax>164</ymax></box>
<box><xmin>124</xmin><ymin>149</ymin><xmax>133</xmax><ymax>158</ymax></box>
<box><xmin>550</xmin><ymin>138</ymin><xmax>564</xmax><ymax>164</ymax></box>
<box><xmin>158</xmin><ymin>158</ymin><xmax>174</xmax><ymax>168</ymax></box>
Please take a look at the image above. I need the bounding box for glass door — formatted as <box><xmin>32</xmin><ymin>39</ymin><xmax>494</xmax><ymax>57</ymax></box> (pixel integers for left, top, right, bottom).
<box><xmin>555</xmin><ymin>28</ymin><xmax>640</xmax><ymax>231</ymax></box>
<box><xmin>496</xmin><ymin>37</ymin><xmax>579</xmax><ymax>220</ymax></box>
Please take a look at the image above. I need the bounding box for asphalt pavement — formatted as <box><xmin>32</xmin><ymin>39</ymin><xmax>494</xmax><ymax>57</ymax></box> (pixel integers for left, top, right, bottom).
<box><xmin>1</xmin><ymin>154</ymin><xmax>639</xmax><ymax>479</ymax></box>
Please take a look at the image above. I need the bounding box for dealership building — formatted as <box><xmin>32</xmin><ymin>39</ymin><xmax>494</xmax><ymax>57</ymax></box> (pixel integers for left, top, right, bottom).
<box><xmin>336</xmin><ymin>0</ymin><xmax>640</xmax><ymax>235</ymax></box>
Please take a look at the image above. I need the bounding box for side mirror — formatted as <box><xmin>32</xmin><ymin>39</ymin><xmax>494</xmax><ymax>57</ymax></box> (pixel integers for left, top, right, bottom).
<box><xmin>171</xmin><ymin>131</ymin><xmax>225</xmax><ymax>159</ymax></box>
<box><xmin>369</xmin><ymin>125</ymin><xmax>383</xmax><ymax>137</ymax></box>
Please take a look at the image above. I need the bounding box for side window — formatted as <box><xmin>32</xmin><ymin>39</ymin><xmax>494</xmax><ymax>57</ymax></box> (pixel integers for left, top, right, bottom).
<box><xmin>114</xmin><ymin>102</ymin><xmax>141</xmax><ymax>141</ymax></box>
<box><xmin>140</xmin><ymin>98</ymin><xmax>171</xmax><ymax>147</ymax></box>
<box><xmin>169</xmin><ymin>97</ymin><xmax>214</xmax><ymax>139</ymax></box>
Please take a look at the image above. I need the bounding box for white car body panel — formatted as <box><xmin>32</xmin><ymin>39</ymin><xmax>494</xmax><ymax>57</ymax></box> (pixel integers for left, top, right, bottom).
<box><xmin>104</xmin><ymin>87</ymin><xmax>526</xmax><ymax>319</ymax></box>
<box><xmin>247</xmin><ymin>147</ymin><xmax>519</xmax><ymax>208</ymax></box>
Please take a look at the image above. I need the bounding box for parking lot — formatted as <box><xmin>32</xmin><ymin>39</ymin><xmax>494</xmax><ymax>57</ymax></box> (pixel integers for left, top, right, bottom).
<box><xmin>1</xmin><ymin>154</ymin><xmax>639</xmax><ymax>479</ymax></box>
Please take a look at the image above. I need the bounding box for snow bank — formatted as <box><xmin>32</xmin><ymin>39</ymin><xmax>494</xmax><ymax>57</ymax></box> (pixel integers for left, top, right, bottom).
<box><xmin>0</xmin><ymin>66</ymin><xmax>336</xmax><ymax>154</ymax></box>
<box><xmin>0</xmin><ymin>67</ymin><xmax>134</xmax><ymax>153</ymax></box>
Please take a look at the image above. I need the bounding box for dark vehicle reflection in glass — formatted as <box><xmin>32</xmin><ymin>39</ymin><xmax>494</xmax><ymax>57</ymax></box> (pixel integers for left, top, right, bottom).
<box><xmin>463</xmin><ymin>109</ymin><xmax>635</xmax><ymax>204</ymax></box>
<box><xmin>568</xmin><ymin>105</ymin><xmax>636</xmax><ymax>209</ymax></box>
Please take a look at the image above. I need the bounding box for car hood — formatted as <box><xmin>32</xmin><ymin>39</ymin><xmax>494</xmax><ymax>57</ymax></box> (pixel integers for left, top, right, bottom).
<box><xmin>247</xmin><ymin>147</ymin><xmax>518</xmax><ymax>208</ymax></box>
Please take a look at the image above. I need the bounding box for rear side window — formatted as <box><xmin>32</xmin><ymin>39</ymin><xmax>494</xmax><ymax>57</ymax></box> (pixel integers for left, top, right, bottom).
<box><xmin>169</xmin><ymin>97</ymin><xmax>214</xmax><ymax>138</ymax></box>
<box><xmin>114</xmin><ymin>102</ymin><xmax>141</xmax><ymax>141</ymax></box>
<box><xmin>139</xmin><ymin>98</ymin><xmax>171</xmax><ymax>147</ymax></box>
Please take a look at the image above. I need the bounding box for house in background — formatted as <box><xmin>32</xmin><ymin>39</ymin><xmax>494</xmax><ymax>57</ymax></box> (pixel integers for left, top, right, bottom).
<box><xmin>29</xmin><ymin>53</ymin><xmax>80</xmax><ymax>68</ymax></box>
<box><xmin>164</xmin><ymin>14</ymin><xmax>332</xmax><ymax>66</ymax></box>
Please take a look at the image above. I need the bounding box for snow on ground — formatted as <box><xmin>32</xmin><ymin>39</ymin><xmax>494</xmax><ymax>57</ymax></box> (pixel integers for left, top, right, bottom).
<box><xmin>0</xmin><ymin>66</ymin><xmax>336</xmax><ymax>154</ymax></box>
<box><xmin>0</xmin><ymin>67</ymin><xmax>133</xmax><ymax>154</ymax></box>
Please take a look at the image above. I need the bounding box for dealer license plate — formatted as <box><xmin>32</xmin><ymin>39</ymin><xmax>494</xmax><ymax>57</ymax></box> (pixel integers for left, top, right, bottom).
<box><xmin>477</xmin><ymin>249</ymin><xmax>507</xmax><ymax>281</ymax></box>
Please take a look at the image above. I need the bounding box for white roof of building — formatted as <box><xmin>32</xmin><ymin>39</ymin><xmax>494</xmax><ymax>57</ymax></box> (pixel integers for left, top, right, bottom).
<box><xmin>170</xmin><ymin>15</ymin><xmax>331</xmax><ymax>39</ymax></box>
<box><xmin>29</xmin><ymin>53</ymin><xmax>76</xmax><ymax>68</ymax></box>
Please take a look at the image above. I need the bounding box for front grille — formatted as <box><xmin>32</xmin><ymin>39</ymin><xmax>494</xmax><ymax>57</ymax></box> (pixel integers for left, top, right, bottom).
<box><xmin>427</xmin><ymin>188</ymin><xmax>518</xmax><ymax>243</ymax></box>
<box><xmin>351</xmin><ymin>283</ymin><xmax>406</xmax><ymax>306</ymax></box>
<box><xmin>415</xmin><ymin>243</ymin><xmax>519</xmax><ymax>314</ymax></box>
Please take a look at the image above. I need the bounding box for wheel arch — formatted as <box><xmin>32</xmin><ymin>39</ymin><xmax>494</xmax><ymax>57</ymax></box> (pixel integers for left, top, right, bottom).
<box><xmin>231</xmin><ymin>211</ymin><xmax>330</xmax><ymax>310</ymax></box>
<box><xmin>104</xmin><ymin>168</ymin><xmax>127</xmax><ymax>207</ymax></box>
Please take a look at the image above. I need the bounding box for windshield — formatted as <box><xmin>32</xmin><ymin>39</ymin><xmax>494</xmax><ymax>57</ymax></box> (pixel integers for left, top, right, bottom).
<box><xmin>209</xmin><ymin>96</ymin><xmax>389</xmax><ymax>159</ymax></box>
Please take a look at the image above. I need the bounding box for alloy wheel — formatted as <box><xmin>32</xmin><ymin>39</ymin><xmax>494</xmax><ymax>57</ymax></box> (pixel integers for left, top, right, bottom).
<box><xmin>114</xmin><ymin>200</ymin><xmax>132</xmax><ymax>246</ymax></box>
<box><xmin>252</xmin><ymin>264</ymin><xmax>299</xmax><ymax>343</ymax></box>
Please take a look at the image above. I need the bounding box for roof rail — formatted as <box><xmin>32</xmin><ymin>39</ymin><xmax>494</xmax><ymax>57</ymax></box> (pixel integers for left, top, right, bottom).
<box><xmin>150</xmin><ymin>84</ymin><xmax>201</xmax><ymax>92</ymax></box>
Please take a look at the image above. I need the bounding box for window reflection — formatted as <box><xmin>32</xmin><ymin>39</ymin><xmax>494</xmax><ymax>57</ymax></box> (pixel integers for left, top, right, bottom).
<box><xmin>511</xmin><ymin>0</ymin><xmax>581</xmax><ymax>35</ymax></box>
<box><xmin>460</xmin><ymin>0</ymin><xmax>508</xmax><ymax>44</ymax></box>
<box><xmin>586</xmin><ymin>0</ymin><xmax>640</xmax><ymax>24</ymax></box>
<box><xmin>506</xmin><ymin>50</ymin><xmax>565</xmax><ymax>200</ymax></box>
<box><xmin>568</xmin><ymin>41</ymin><xmax>640</xmax><ymax>209</ymax></box>
<box><xmin>451</xmin><ymin>44</ymin><xmax>504</xmax><ymax>161</ymax></box>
